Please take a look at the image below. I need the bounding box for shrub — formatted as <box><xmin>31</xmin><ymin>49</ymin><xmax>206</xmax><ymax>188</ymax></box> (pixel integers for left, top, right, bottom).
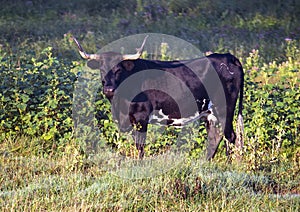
<box><xmin>0</xmin><ymin>46</ymin><xmax>76</xmax><ymax>145</ymax></box>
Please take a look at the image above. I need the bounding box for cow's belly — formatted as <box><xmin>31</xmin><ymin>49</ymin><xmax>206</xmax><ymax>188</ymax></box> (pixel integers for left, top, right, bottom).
<box><xmin>148</xmin><ymin>99</ymin><xmax>216</xmax><ymax>127</ymax></box>
<box><xmin>149</xmin><ymin>109</ymin><xmax>216</xmax><ymax>128</ymax></box>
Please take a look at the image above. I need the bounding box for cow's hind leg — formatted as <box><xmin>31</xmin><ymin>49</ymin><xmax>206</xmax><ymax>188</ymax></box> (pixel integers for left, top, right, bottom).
<box><xmin>224</xmin><ymin>125</ymin><xmax>236</xmax><ymax>157</ymax></box>
<box><xmin>223</xmin><ymin>101</ymin><xmax>237</xmax><ymax>158</ymax></box>
<box><xmin>205</xmin><ymin>114</ymin><xmax>222</xmax><ymax>160</ymax></box>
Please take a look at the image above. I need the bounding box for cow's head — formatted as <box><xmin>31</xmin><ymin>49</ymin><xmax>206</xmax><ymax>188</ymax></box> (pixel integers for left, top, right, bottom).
<box><xmin>73</xmin><ymin>36</ymin><xmax>148</xmax><ymax>101</ymax></box>
<box><xmin>73</xmin><ymin>36</ymin><xmax>149</xmax><ymax>131</ymax></box>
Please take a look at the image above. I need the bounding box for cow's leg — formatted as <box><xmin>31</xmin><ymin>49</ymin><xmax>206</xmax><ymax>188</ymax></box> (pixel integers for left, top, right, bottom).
<box><xmin>133</xmin><ymin>127</ymin><xmax>147</xmax><ymax>159</ymax></box>
<box><xmin>129</xmin><ymin>100</ymin><xmax>152</xmax><ymax>159</ymax></box>
<box><xmin>130</xmin><ymin>115</ymin><xmax>149</xmax><ymax>159</ymax></box>
<box><xmin>205</xmin><ymin>114</ymin><xmax>222</xmax><ymax>160</ymax></box>
<box><xmin>223</xmin><ymin>99</ymin><xmax>237</xmax><ymax>157</ymax></box>
<box><xmin>224</xmin><ymin>123</ymin><xmax>236</xmax><ymax>156</ymax></box>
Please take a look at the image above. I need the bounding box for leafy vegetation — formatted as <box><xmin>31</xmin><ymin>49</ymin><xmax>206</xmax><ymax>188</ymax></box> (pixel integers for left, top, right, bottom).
<box><xmin>0</xmin><ymin>0</ymin><xmax>299</xmax><ymax>211</ymax></box>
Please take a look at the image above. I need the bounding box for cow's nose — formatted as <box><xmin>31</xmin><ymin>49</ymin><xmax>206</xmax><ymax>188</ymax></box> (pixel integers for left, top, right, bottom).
<box><xmin>103</xmin><ymin>87</ymin><xmax>115</xmax><ymax>98</ymax></box>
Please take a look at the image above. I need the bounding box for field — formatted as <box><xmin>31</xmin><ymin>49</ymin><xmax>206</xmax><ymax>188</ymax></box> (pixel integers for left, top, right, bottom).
<box><xmin>0</xmin><ymin>0</ymin><xmax>299</xmax><ymax>211</ymax></box>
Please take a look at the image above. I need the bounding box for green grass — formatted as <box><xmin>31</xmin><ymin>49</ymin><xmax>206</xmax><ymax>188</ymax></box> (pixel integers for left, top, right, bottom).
<box><xmin>0</xmin><ymin>0</ymin><xmax>300</xmax><ymax>211</ymax></box>
<box><xmin>0</xmin><ymin>151</ymin><xmax>299</xmax><ymax>211</ymax></box>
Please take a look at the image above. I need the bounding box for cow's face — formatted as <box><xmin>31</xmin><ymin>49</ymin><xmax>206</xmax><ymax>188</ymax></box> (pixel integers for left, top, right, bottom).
<box><xmin>85</xmin><ymin>56</ymin><xmax>139</xmax><ymax>132</ymax></box>
<box><xmin>102</xmin><ymin>60</ymin><xmax>136</xmax><ymax>101</ymax></box>
<box><xmin>73</xmin><ymin>36</ymin><xmax>147</xmax><ymax>101</ymax></box>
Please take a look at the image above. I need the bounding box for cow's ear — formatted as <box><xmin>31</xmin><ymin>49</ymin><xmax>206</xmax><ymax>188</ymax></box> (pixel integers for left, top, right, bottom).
<box><xmin>122</xmin><ymin>60</ymin><xmax>135</xmax><ymax>71</ymax></box>
<box><xmin>87</xmin><ymin>59</ymin><xmax>99</xmax><ymax>69</ymax></box>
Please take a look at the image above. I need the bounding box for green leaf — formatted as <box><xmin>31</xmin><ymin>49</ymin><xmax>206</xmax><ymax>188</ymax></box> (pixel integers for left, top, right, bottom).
<box><xmin>276</xmin><ymin>102</ymin><xmax>284</xmax><ymax>107</ymax></box>
<box><xmin>17</xmin><ymin>103</ymin><xmax>27</xmax><ymax>112</ymax></box>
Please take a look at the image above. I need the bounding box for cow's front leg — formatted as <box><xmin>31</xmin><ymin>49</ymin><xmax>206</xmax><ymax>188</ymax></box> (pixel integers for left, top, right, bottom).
<box><xmin>133</xmin><ymin>128</ymin><xmax>147</xmax><ymax>159</ymax></box>
<box><xmin>129</xmin><ymin>100</ymin><xmax>151</xmax><ymax>159</ymax></box>
<box><xmin>205</xmin><ymin>113</ymin><xmax>222</xmax><ymax>160</ymax></box>
<box><xmin>131</xmin><ymin>120</ymin><xmax>148</xmax><ymax>159</ymax></box>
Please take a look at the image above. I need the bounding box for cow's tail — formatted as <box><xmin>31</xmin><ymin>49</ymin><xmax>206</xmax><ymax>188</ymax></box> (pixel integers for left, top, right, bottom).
<box><xmin>235</xmin><ymin>58</ymin><xmax>244</xmax><ymax>155</ymax></box>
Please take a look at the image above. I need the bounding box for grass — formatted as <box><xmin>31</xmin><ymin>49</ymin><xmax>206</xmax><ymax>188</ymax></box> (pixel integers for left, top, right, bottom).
<box><xmin>0</xmin><ymin>149</ymin><xmax>299</xmax><ymax>211</ymax></box>
<box><xmin>1</xmin><ymin>137</ymin><xmax>299</xmax><ymax>211</ymax></box>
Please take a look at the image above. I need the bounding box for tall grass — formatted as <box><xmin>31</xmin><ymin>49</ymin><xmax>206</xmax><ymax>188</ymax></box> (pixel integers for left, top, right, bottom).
<box><xmin>1</xmin><ymin>152</ymin><xmax>299</xmax><ymax>211</ymax></box>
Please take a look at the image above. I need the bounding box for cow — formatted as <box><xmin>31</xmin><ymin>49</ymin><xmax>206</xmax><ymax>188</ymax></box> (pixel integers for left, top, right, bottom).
<box><xmin>73</xmin><ymin>36</ymin><xmax>244</xmax><ymax>160</ymax></box>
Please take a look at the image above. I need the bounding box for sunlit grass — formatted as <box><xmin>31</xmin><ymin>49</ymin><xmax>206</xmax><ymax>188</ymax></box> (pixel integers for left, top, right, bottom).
<box><xmin>1</xmin><ymin>148</ymin><xmax>299</xmax><ymax>211</ymax></box>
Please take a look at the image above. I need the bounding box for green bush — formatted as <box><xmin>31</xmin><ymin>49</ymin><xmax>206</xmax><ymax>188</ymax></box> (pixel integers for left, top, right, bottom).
<box><xmin>0</xmin><ymin>46</ymin><xmax>76</xmax><ymax>145</ymax></box>
<box><xmin>1</xmin><ymin>40</ymin><xmax>299</xmax><ymax>161</ymax></box>
<box><xmin>242</xmin><ymin>46</ymin><xmax>299</xmax><ymax>168</ymax></box>
<box><xmin>0</xmin><ymin>0</ymin><xmax>299</xmax><ymax>162</ymax></box>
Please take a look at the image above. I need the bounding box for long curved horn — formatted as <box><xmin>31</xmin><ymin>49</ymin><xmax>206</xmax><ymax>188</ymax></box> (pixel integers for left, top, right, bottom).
<box><xmin>123</xmin><ymin>35</ymin><xmax>149</xmax><ymax>60</ymax></box>
<box><xmin>72</xmin><ymin>36</ymin><xmax>99</xmax><ymax>60</ymax></box>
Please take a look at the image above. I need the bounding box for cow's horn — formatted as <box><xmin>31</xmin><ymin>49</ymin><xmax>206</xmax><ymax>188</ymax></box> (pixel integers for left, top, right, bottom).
<box><xmin>72</xmin><ymin>36</ymin><xmax>99</xmax><ymax>60</ymax></box>
<box><xmin>123</xmin><ymin>35</ymin><xmax>149</xmax><ymax>60</ymax></box>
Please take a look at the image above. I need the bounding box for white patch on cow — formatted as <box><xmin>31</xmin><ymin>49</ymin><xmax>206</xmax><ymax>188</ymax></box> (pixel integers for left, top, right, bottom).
<box><xmin>149</xmin><ymin>109</ymin><xmax>169</xmax><ymax>126</ymax></box>
<box><xmin>200</xmin><ymin>99</ymin><xmax>207</xmax><ymax>110</ymax></box>
<box><xmin>171</xmin><ymin>111</ymin><xmax>202</xmax><ymax>126</ymax></box>
<box><xmin>207</xmin><ymin>100</ymin><xmax>218</xmax><ymax>123</ymax></box>
<box><xmin>208</xmin><ymin>100</ymin><xmax>213</xmax><ymax>110</ymax></box>
<box><xmin>207</xmin><ymin>113</ymin><xmax>217</xmax><ymax>123</ymax></box>
<box><xmin>196</xmin><ymin>99</ymin><xmax>212</xmax><ymax>111</ymax></box>
<box><xmin>149</xmin><ymin>109</ymin><xmax>211</xmax><ymax>128</ymax></box>
<box><xmin>148</xmin><ymin>110</ymin><xmax>168</xmax><ymax>125</ymax></box>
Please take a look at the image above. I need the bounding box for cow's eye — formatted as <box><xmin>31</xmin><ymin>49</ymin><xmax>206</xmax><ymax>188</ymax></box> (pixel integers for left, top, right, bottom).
<box><xmin>113</xmin><ymin>70</ymin><xmax>121</xmax><ymax>80</ymax></box>
<box><xmin>114</xmin><ymin>69</ymin><xmax>120</xmax><ymax>75</ymax></box>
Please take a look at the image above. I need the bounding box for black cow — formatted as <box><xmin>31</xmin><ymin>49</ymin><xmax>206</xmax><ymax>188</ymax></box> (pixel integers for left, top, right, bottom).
<box><xmin>73</xmin><ymin>36</ymin><xmax>244</xmax><ymax>160</ymax></box>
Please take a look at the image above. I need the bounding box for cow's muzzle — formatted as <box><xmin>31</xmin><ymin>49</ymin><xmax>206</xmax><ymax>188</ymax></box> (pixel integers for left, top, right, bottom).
<box><xmin>103</xmin><ymin>87</ymin><xmax>115</xmax><ymax>99</ymax></box>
